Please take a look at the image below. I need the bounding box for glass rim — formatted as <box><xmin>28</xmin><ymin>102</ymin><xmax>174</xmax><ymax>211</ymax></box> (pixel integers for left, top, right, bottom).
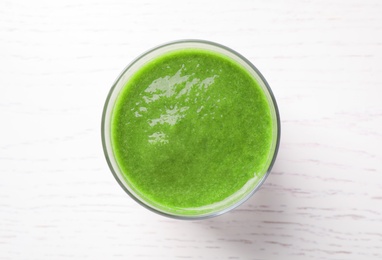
<box><xmin>101</xmin><ymin>39</ymin><xmax>281</xmax><ymax>220</ymax></box>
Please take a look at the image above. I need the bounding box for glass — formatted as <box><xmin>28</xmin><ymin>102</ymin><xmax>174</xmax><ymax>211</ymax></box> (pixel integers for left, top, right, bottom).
<box><xmin>101</xmin><ymin>40</ymin><xmax>280</xmax><ymax>219</ymax></box>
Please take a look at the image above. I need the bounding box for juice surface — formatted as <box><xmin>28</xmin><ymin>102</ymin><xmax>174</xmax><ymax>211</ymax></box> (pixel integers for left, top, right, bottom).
<box><xmin>111</xmin><ymin>49</ymin><xmax>274</xmax><ymax>214</ymax></box>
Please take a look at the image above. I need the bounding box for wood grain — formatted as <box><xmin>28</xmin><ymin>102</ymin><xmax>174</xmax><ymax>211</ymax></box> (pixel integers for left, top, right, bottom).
<box><xmin>1</xmin><ymin>0</ymin><xmax>381</xmax><ymax>259</ymax></box>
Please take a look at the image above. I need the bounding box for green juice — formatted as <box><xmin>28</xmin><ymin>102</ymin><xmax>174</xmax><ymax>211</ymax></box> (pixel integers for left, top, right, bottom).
<box><xmin>110</xmin><ymin>47</ymin><xmax>276</xmax><ymax>216</ymax></box>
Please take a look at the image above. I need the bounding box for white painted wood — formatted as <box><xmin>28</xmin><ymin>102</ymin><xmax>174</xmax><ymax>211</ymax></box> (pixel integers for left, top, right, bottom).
<box><xmin>1</xmin><ymin>0</ymin><xmax>381</xmax><ymax>259</ymax></box>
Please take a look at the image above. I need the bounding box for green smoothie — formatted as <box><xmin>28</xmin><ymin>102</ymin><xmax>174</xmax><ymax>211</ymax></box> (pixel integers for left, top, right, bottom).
<box><xmin>111</xmin><ymin>48</ymin><xmax>274</xmax><ymax>215</ymax></box>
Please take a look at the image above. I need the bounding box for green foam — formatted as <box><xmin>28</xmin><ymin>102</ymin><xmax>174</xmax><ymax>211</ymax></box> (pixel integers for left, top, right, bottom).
<box><xmin>111</xmin><ymin>49</ymin><xmax>273</xmax><ymax>215</ymax></box>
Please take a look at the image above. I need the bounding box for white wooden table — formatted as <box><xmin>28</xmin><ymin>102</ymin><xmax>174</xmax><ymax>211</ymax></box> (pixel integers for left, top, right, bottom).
<box><xmin>1</xmin><ymin>0</ymin><xmax>381</xmax><ymax>259</ymax></box>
